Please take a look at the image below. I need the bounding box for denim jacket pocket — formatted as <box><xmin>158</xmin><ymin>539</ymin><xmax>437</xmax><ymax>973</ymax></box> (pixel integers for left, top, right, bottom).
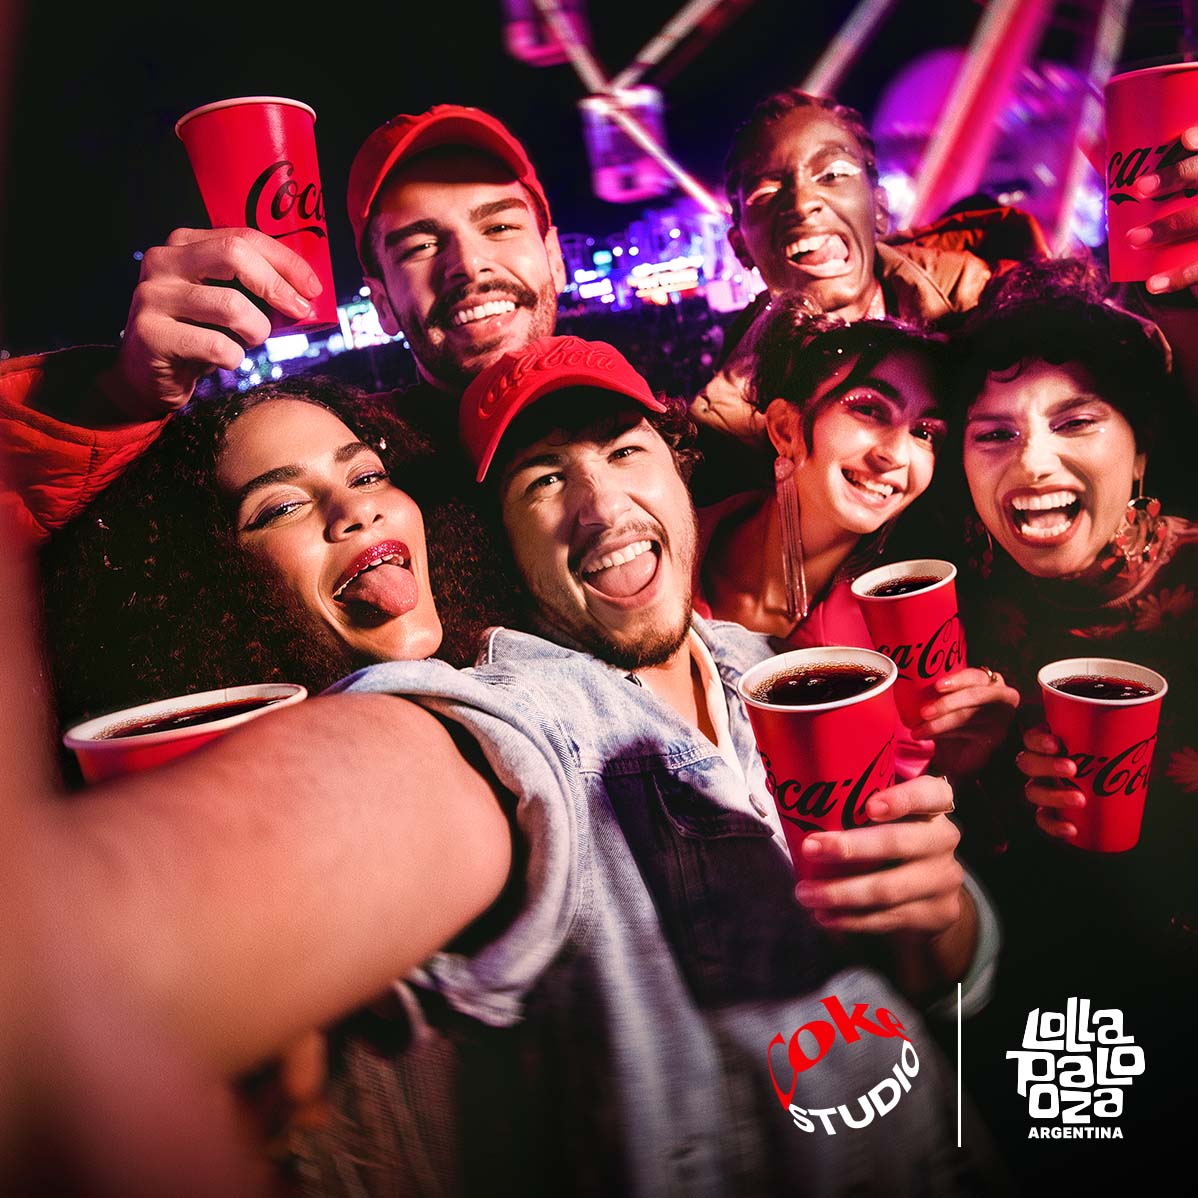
<box><xmin>603</xmin><ymin>752</ymin><xmax>828</xmax><ymax>1006</ymax></box>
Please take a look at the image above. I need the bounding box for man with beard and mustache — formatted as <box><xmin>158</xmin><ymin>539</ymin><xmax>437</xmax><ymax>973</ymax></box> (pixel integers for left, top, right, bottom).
<box><xmin>25</xmin><ymin>335</ymin><xmax>1004</xmax><ymax>1195</ymax></box>
<box><xmin>0</xmin><ymin>105</ymin><xmax>566</xmax><ymax>544</ymax></box>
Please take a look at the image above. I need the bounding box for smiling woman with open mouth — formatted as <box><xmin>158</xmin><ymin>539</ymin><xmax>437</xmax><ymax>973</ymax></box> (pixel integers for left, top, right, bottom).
<box><xmin>695</xmin><ymin>298</ymin><xmax>1019</xmax><ymax>782</ymax></box>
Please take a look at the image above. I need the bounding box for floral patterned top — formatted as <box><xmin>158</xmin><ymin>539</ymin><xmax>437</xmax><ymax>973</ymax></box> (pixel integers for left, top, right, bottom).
<box><xmin>954</xmin><ymin>516</ymin><xmax>1198</xmax><ymax>1173</ymax></box>
<box><xmin>961</xmin><ymin>515</ymin><xmax>1198</xmax><ymax>846</ymax></box>
<box><xmin>957</xmin><ymin>514</ymin><xmax>1198</xmax><ymax>1001</ymax></box>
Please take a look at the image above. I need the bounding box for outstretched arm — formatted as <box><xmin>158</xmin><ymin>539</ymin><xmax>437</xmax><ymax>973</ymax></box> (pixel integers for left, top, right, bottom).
<box><xmin>50</xmin><ymin>691</ymin><xmax>513</xmax><ymax>1076</ymax></box>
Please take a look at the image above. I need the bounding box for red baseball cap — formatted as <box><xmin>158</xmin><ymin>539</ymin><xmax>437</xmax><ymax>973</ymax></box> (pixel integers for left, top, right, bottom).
<box><xmin>347</xmin><ymin>104</ymin><xmax>552</xmax><ymax>268</ymax></box>
<box><xmin>459</xmin><ymin>335</ymin><xmax>668</xmax><ymax>483</ymax></box>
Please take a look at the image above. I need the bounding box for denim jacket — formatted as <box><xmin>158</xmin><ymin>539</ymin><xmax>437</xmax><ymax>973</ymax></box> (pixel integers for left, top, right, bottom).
<box><xmin>329</xmin><ymin>617</ymin><xmax>1003</xmax><ymax>1197</ymax></box>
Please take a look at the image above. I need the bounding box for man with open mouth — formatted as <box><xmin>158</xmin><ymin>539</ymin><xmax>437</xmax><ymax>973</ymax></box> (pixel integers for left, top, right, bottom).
<box><xmin>689</xmin><ymin>86</ymin><xmax>1045</xmax><ymax>503</ymax></box>
<box><xmin>34</xmin><ymin>333</ymin><xmax>1004</xmax><ymax>1195</ymax></box>
<box><xmin>0</xmin><ymin>103</ymin><xmax>568</xmax><ymax>545</ymax></box>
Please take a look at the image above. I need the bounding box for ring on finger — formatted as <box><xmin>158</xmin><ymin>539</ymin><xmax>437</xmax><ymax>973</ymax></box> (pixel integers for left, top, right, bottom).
<box><xmin>936</xmin><ymin>774</ymin><xmax>955</xmax><ymax>815</ymax></box>
<box><xmin>982</xmin><ymin>666</ymin><xmax>1000</xmax><ymax>685</ymax></box>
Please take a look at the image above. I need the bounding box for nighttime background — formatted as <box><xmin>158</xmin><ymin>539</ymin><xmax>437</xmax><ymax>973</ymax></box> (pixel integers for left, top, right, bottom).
<box><xmin>0</xmin><ymin>0</ymin><xmax>1187</xmax><ymax>353</ymax></box>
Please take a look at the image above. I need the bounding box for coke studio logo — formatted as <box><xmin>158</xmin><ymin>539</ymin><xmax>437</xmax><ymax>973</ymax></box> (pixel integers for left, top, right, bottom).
<box><xmin>245</xmin><ymin>159</ymin><xmax>326</xmax><ymax>241</ymax></box>
<box><xmin>760</xmin><ymin>735</ymin><xmax>895</xmax><ymax>834</ymax></box>
<box><xmin>874</xmin><ymin>612</ymin><xmax>964</xmax><ymax>685</ymax></box>
<box><xmin>1107</xmin><ymin>136</ymin><xmax>1198</xmax><ymax>207</ymax></box>
<box><xmin>768</xmin><ymin>994</ymin><xmax>922</xmax><ymax>1134</ymax></box>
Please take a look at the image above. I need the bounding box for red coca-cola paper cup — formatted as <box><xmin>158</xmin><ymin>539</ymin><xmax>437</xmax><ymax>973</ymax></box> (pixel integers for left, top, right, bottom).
<box><xmin>62</xmin><ymin>683</ymin><xmax>307</xmax><ymax>784</ymax></box>
<box><xmin>738</xmin><ymin>647</ymin><xmax>899</xmax><ymax>881</ymax></box>
<box><xmin>851</xmin><ymin>559</ymin><xmax>966</xmax><ymax>728</ymax></box>
<box><xmin>1037</xmin><ymin>657</ymin><xmax>1167</xmax><ymax>853</ymax></box>
<box><xmin>1104</xmin><ymin>63</ymin><xmax>1198</xmax><ymax>282</ymax></box>
<box><xmin>175</xmin><ymin>96</ymin><xmax>338</xmax><ymax>334</ymax></box>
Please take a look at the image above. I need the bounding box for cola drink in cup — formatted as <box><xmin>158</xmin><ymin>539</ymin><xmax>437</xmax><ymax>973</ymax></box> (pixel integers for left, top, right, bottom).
<box><xmin>62</xmin><ymin>683</ymin><xmax>307</xmax><ymax>783</ymax></box>
<box><xmin>1037</xmin><ymin>657</ymin><xmax>1167</xmax><ymax>852</ymax></box>
<box><xmin>851</xmin><ymin>559</ymin><xmax>965</xmax><ymax>728</ymax></box>
<box><xmin>1104</xmin><ymin>62</ymin><xmax>1198</xmax><ymax>283</ymax></box>
<box><xmin>175</xmin><ymin>96</ymin><xmax>339</xmax><ymax>334</ymax></box>
<box><xmin>737</xmin><ymin>647</ymin><xmax>899</xmax><ymax>881</ymax></box>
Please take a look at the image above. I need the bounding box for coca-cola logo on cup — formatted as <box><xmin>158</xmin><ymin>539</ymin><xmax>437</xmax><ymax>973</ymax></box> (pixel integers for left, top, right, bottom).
<box><xmin>876</xmin><ymin>612</ymin><xmax>964</xmax><ymax>683</ymax></box>
<box><xmin>759</xmin><ymin>736</ymin><xmax>895</xmax><ymax>834</ymax></box>
<box><xmin>246</xmin><ymin>159</ymin><xmax>326</xmax><ymax>240</ymax></box>
<box><xmin>1107</xmin><ymin>137</ymin><xmax>1198</xmax><ymax>206</ymax></box>
<box><xmin>1068</xmin><ymin>734</ymin><xmax>1157</xmax><ymax>799</ymax></box>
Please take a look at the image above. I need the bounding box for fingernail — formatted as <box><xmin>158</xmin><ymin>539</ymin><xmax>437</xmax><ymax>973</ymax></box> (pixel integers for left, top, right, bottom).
<box><xmin>803</xmin><ymin>836</ymin><xmax>822</xmax><ymax>857</ymax></box>
<box><xmin>1147</xmin><ymin>273</ymin><xmax>1170</xmax><ymax>294</ymax></box>
<box><xmin>307</xmin><ymin>271</ymin><xmax>323</xmax><ymax>295</ymax></box>
<box><xmin>795</xmin><ymin>882</ymin><xmax>817</xmax><ymax>902</ymax></box>
<box><xmin>1065</xmin><ymin>792</ymin><xmax>1086</xmax><ymax>809</ymax></box>
<box><xmin>870</xmin><ymin>798</ymin><xmax>890</xmax><ymax>819</ymax></box>
<box><xmin>1183</xmin><ymin>126</ymin><xmax>1198</xmax><ymax>150</ymax></box>
<box><xmin>294</xmin><ymin>295</ymin><xmax>312</xmax><ymax>316</ymax></box>
<box><xmin>935</xmin><ymin>676</ymin><xmax>954</xmax><ymax>692</ymax></box>
<box><xmin>1133</xmin><ymin>173</ymin><xmax>1160</xmax><ymax>197</ymax></box>
<box><xmin>1126</xmin><ymin>224</ymin><xmax>1153</xmax><ymax>247</ymax></box>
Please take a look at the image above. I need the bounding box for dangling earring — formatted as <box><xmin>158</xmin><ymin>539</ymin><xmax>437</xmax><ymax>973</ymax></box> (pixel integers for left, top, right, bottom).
<box><xmin>1114</xmin><ymin>475</ymin><xmax>1164</xmax><ymax>568</ymax></box>
<box><xmin>774</xmin><ymin>456</ymin><xmax>809</xmax><ymax>621</ymax></box>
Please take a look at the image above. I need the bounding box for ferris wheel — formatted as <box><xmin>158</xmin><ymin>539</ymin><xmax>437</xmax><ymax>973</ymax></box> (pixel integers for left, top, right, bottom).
<box><xmin>499</xmin><ymin>0</ymin><xmax>1152</xmax><ymax>255</ymax></box>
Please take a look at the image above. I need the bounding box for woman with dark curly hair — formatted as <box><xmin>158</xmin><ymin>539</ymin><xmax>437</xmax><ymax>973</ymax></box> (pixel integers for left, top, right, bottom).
<box><xmin>39</xmin><ymin>375</ymin><xmax>520</xmax><ymax>732</ymax></box>
<box><xmin>949</xmin><ymin>256</ymin><xmax>1198</xmax><ymax>1191</ymax></box>
<box><xmin>695</xmin><ymin>299</ymin><xmax>1019</xmax><ymax>780</ymax></box>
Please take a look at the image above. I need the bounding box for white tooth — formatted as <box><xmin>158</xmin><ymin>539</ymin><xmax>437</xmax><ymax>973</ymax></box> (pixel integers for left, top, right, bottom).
<box><xmin>587</xmin><ymin>540</ymin><xmax>652</xmax><ymax>574</ymax></box>
<box><xmin>1012</xmin><ymin>491</ymin><xmax>1077</xmax><ymax>511</ymax></box>
<box><xmin>785</xmin><ymin>234</ymin><xmax>830</xmax><ymax>258</ymax></box>
<box><xmin>845</xmin><ymin>471</ymin><xmax>894</xmax><ymax>498</ymax></box>
<box><xmin>1019</xmin><ymin>520</ymin><xmax>1071</xmax><ymax>540</ymax></box>
<box><xmin>453</xmin><ymin>299</ymin><xmax>517</xmax><ymax>327</ymax></box>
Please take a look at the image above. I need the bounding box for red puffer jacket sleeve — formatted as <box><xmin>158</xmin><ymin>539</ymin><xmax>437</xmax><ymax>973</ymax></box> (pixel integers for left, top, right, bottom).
<box><xmin>0</xmin><ymin>348</ymin><xmax>166</xmax><ymax>546</ymax></box>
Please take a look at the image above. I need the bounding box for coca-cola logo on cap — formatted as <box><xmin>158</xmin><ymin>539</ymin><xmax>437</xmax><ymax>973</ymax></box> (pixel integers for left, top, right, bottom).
<box><xmin>246</xmin><ymin>159</ymin><xmax>326</xmax><ymax>240</ymax></box>
<box><xmin>476</xmin><ymin>337</ymin><xmax>621</xmax><ymax>421</ymax></box>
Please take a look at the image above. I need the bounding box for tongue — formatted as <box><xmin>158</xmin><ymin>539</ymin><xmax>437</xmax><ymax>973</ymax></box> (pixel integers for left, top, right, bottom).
<box><xmin>585</xmin><ymin>550</ymin><xmax>657</xmax><ymax>599</ymax></box>
<box><xmin>1022</xmin><ymin>508</ymin><xmax>1071</xmax><ymax>530</ymax></box>
<box><xmin>338</xmin><ymin>563</ymin><xmax>419</xmax><ymax>617</ymax></box>
<box><xmin>799</xmin><ymin>236</ymin><xmax>847</xmax><ymax>267</ymax></box>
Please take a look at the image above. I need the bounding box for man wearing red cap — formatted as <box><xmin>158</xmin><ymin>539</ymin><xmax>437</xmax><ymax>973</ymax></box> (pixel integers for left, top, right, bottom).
<box><xmin>17</xmin><ymin>333</ymin><xmax>1001</xmax><ymax>1195</ymax></box>
<box><xmin>0</xmin><ymin>104</ymin><xmax>566</xmax><ymax>543</ymax></box>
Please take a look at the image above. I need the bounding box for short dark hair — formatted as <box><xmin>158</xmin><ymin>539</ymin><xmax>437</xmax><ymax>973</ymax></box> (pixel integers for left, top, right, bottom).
<box><xmin>724</xmin><ymin>89</ymin><xmax>879</xmax><ymax>225</ymax></box>
<box><xmin>362</xmin><ymin>146</ymin><xmax>552</xmax><ymax>278</ymax></box>
<box><xmin>750</xmin><ymin>296</ymin><xmax>948</xmax><ymax>447</ymax></box>
<box><xmin>954</xmin><ymin>257</ymin><xmax>1169</xmax><ymax>453</ymax></box>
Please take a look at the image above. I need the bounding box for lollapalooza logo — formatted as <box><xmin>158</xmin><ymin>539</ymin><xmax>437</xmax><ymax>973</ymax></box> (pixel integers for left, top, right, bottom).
<box><xmin>245</xmin><ymin>159</ymin><xmax>326</xmax><ymax>241</ymax></box>
<box><xmin>1107</xmin><ymin>137</ymin><xmax>1198</xmax><ymax>206</ymax></box>
<box><xmin>767</xmin><ymin>994</ymin><xmax>921</xmax><ymax>1134</ymax></box>
<box><xmin>875</xmin><ymin>612</ymin><xmax>964</xmax><ymax>683</ymax></box>
<box><xmin>1007</xmin><ymin>998</ymin><xmax>1145</xmax><ymax>1139</ymax></box>
<box><xmin>759</xmin><ymin>736</ymin><xmax>895</xmax><ymax>834</ymax></box>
